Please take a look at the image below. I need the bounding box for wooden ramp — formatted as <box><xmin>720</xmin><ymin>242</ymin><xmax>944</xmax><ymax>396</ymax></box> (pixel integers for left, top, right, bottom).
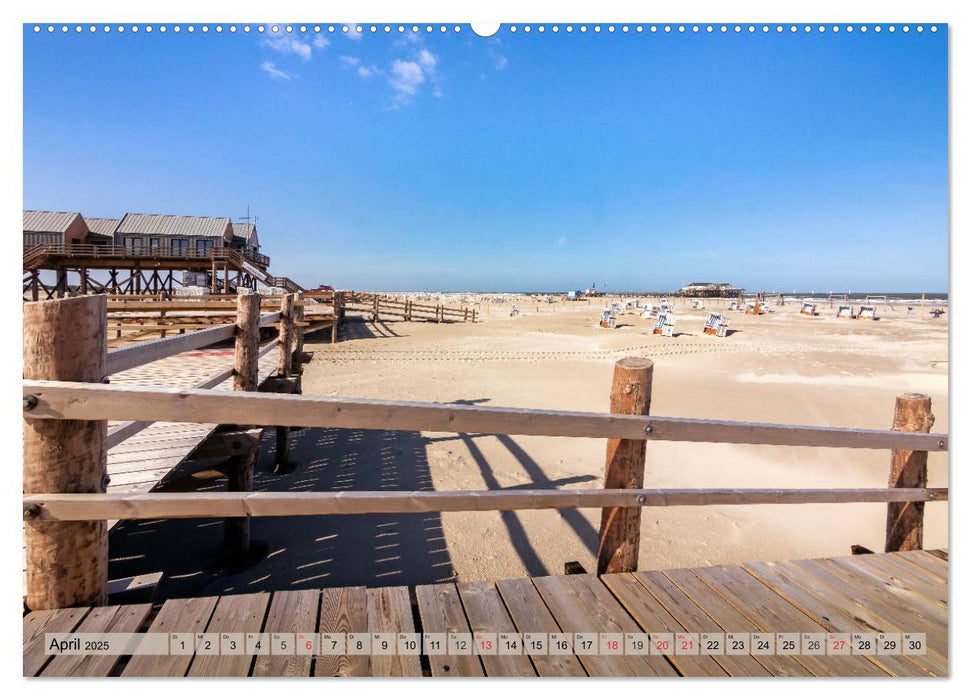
<box><xmin>24</xmin><ymin>549</ymin><xmax>947</xmax><ymax>677</ymax></box>
<box><xmin>106</xmin><ymin>346</ymin><xmax>279</xmax><ymax>495</ymax></box>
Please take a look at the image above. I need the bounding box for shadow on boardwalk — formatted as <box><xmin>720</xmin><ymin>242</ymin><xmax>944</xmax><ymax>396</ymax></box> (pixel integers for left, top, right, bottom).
<box><xmin>107</xmin><ymin>426</ymin><xmax>455</xmax><ymax>601</ymax></box>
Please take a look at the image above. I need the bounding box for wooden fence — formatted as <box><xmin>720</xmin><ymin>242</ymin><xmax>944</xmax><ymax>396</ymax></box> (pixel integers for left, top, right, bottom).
<box><xmin>340</xmin><ymin>291</ymin><xmax>475</xmax><ymax>323</ymax></box>
<box><xmin>21</xmin><ymin>296</ymin><xmax>947</xmax><ymax>609</ymax></box>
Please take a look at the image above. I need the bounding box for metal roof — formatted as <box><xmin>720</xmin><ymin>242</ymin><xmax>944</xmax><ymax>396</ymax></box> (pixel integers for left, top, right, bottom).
<box><xmin>117</xmin><ymin>213</ymin><xmax>231</xmax><ymax>238</ymax></box>
<box><xmin>85</xmin><ymin>217</ymin><xmax>121</xmax><ymax>237</ymax></box>
<box><xmin>232</xmin><ymin>222</ymin><xmax>258</xmax><ymax>244</ymax></box>
<box><xmin>23</xmin><ymin>210</ymin><xmax>85</xmax><ymax>233</ymax></box>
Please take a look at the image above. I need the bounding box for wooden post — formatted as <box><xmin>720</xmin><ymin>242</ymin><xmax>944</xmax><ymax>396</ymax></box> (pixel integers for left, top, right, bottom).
<box><xmin>225</xmin><ymin>293</ymin><xmax>261</xmax><ymax>559</ymax></box>
<box><xmin>472</xmin><ymin>308</ymin><xmax>476</xmax><ymax>323</ymax></box>
<box><xmin>294</xmin><ymin>291</ymin><xmax>306</xmax><ymax>357</ymax></box>
<box><xmin>885</xmin><ymin>393</ymin><xmax>935</xmax><ymax>552</ymax></box>
<box><xmin>210</xmin><ymin>258</ymin><xmax>217</xmax><ymax>294</ymax></box>
<box><xmin>597</xmin><ymin>357</ymin><xmax>653</xmax><ymax>575</ymax></box>
<box><xmin>275</xmin><ymin>293</ymin><xmax>295</xmax><ymax>471</ymax></box>
<box><xmin>277</xmin><ymin>293</ymin><xmax>295</xmax><ymax>378</ymax></box>
<box><xmin>23</xmin><ymin>295</ymin><xmax>108</xmax><ymax>610</ymax></box>
<box><xmin>31</xmin><ymin>269</ymin><xmax>39</xmax><ymax>301</ymax></box>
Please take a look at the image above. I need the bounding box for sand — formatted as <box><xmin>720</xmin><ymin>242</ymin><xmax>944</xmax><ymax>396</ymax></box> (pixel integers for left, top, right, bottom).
<box><xmin>299</xmin><ymin>298</ymin><xmax>949</xmax><ymax>582</ymax></box>
<box><xmin>107</xmin><ymin>297</ymin><xmax>947</xmax><ymax>599</ymax></box>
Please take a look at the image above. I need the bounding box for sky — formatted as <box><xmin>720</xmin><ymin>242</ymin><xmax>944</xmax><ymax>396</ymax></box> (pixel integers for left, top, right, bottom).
<box><xmin>23</xmin><ymin>23</ymin><xmax>948</xmax><ymax>292</ymax></box>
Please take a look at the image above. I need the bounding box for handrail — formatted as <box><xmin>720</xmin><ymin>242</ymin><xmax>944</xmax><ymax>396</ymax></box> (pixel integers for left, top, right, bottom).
<box><xmin>22</xmin><ymin>380</ymin><xmax>949</xmax><ymax>452</ymax></box>
<box><xmin>105</xmin><ymin>311</ymin><xmax>281</xmax><ymax>375</ymax></box>
<box><xmin>22</xmin><ymin>487</ymin><xmax>948</xmax><ymax>522</ymax></box>
<box><xmin>23</xmin><ymin>243</ymin><xmax>270</xmax><ymax>269</ymax></box>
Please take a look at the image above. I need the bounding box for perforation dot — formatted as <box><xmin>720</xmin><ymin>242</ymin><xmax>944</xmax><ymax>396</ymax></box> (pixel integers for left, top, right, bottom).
<box><xmin>720</xmin><ymin>26</ymin><xmax>727</xmax><ymax>33</ymax></box>
<box><xmin>861</xmin><ymin>26</ymin><xmax>868</xmax><ymax>33</ymax></box>
<box><xmin>553</xmin><ymin>26</ymin><xmax>560</xmax><ymax>33</ymax></box>
<box><xmin>566</xmin><ymin>26</ymin><xmax>573</xmax><ymax>33</ymax></box>
<box><xmin>524</xmin><ymin>25</ymin><xmax>532</xmax><ymax>33</ymax></box>
<box><xmin>931</xmin><ymin>25</ymin><xmax>938</xmax><ymax>32</ymax></box>
<box><xmin>917</xmin><ymin>26</ymin><xmax>924</xmax><ymax>32</ymax></box>
<box><xmin>889</xmin><ymin>26</ymin><xmax>896</xmax><ymax>32</ymax></box>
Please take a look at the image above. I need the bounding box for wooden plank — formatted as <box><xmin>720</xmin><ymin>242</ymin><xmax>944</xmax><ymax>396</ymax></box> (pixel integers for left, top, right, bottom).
<box><xmin>742</xmin><ymin>561</ymin><xmax>933</xmax><ymax>677</ymax></box>
<box><xmin>495</xmin><ymin>577</ymin><xmax>587</xmax><ymax>677</ymax></box>
<box><xmin>689</xmin><ymin>565</ymin><xmax>887</xmax><ymax>676</ymax></box>
<box><xmin>838</xmin><ymin>553</ymin><xmax>947</xmax><ymax>606</ymax></box>
<box><xmin>633</xmin><ymin>571</ymin><xmax>772</xmax><ymax>676</ymax></box>
<box><xmin>41</xmin><ymin>603</ymin><xmax>153</xmax><ymax>677</ymax></box>
<box><xmin>456</xmin><ymin>580</ymin><xmax>536</xmax><ymax>677</ymax></box>
<box><xmin>691</xmin><ymin>566</ymin><xmax>886</xmax><ymax>676</ymax></box>
<box><xmin>601</xmin><ymin>572</ymin><xmax>727</xmax><ymax>676</ymax></box>
<box><xmin>802</xmin><ymin>558</ymin><xmax>948</xmax><ymax>644</ymax></box>
<box><xmin>252</xmin><ymin>590</ymin><xmax>320</xmax><ymax>677</ymax></box>
<box><xmin>415</xmin><ymin>583</ymin><xmax>484</xmax><ymax>677</ymax></box>
<box><xmin>747</xmin><ymin>560</ymin><xmax>945</xmax><ymax>676</ymax></box>
<box><xmin>122</xmin><ymin>596</ymin><xmax>218</xmax><ymax>676</ymax></box>
<box><xmin>23</xmin><ymin>606</ymin><xmax>90</xmax><ymax>677</ymax></box>
<box><xmin>187</xmin><ymin>592</ymin><xmax>270</xmax><ymax>676</ymax></box>
<box><xmin>532</xmin><ymin>574</ymin><xmax>676</xmax><ymax>677</ymax></box>
<box><xmin>892</xmin><ymin>549</ymin><xmax>949</xmax><ymax>579</ymax></box>
<box><xmin>315</xmin><ymin>586</ymin><xmax>369</xmax><ymax>677</ymax></box>
<box><xmin>24</xmin><ymin>487</ymin><xmax>948</xmax><ymax>522</ymax></box>
<box><xmin>820</xmin><ymin>556</ymin><xmax>948</xmax><ymax>617</ymax></box>
<box><xmin>25</xmin><ymin>379</ymin><xmax>949</xmax><ymax>451</ymax></box>
<box><xmin>366</xmin><ymin>586</ymin><xmax>422</xmax><ymax>677</ymax></box>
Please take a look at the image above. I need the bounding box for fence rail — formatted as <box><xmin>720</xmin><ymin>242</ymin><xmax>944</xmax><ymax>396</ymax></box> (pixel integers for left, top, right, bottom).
<box><xmin>23</xmin><ymin>243</ymin><xmax>271</xmax><ymax>269</ymax></box>
<box><xmin>23</xmin><ymin>487</ymin><xmax>948</xmax><ymax>522</ymax></box>
<box><xmin>22</xmin><ymin>379</ymin><xmax>948</xmax><ymax>451</ymax></box>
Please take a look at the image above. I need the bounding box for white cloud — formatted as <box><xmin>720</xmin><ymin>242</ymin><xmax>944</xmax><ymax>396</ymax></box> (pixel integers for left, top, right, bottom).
<box><xmin>343</xmin><ymin>24</ymin><xmax>364</xmax><ymax>41</ymax></box>
<box><xmin>358</xmin><ymin>65</ymin><xmax>375</xmax><ymax>79</ymax></box>
<box><xmin>262</xmin><ymin>34</ymin><xmax>312</xmax><ymax>61</ymax></box>
<box><xmin>494</xmin><ymin>54</ymin><xmax>508</xmax><ymax>70</ymax></box>
<box><xmin>557</xmin><ymin>236</ymin><xmax>566</xmax><ymax>246</ymax></box>
<box><xmin>417</xmin><ymin>49</ymin><xmax>437</xmax><ymax>71</ymax></box>
<box><xmin>390</xmin><ymin>60</ymin><xmax>425</xmax><ymax>99</ymax></box>
<box><xmin>340</xmin><ymin>55</ymin><xmax>360</xmax><ymax>66</ymax></box>
<box><xmin>313</xmin><ymin>35</ymin><xmax>330</xmax><ymax>50</ymax></box>
<box><xmin>260</xmin><ymin>61</ymin><xmax>293</xmax><ymax>80</ymax></box>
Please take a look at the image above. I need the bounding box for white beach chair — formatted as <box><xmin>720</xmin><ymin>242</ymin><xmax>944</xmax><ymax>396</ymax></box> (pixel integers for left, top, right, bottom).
<box><xmin>728</xmin><ymin>300</ymin><xmax>740</xmax><ymax>311</ymax></box>
<box><xmin>858</xmin><ymin>304</ymin><xmax>876</xmax><ymax>320</ymax></box>
<box><xmin>510</xmin><ymin>303</ymin><xmax>519</xmax><ymax>317</ymax></box>
<box><xmin>703</xmin><ymin>312</ymin><xmax>729</xmax><ymax>337</ymax></box>
<box><xmin>640</xmin><ymin>304</ymin><xmax>655</xmax><ymax>319</ymax></box>
<box><xmin>801</xmin><ymin>301</ymin><xmax>817</xmax><ymax>316</ymax></box>
<box><xmin>692</xmin><ymin>299</ymin><xmax>705</xmax><ymax>310</ymax></box>
<box><xmin>599</xmin><ymin>308</ymin><xmax>616</xmax><ymax>329</ymax></box>
<box><xmin>654</xmin><ymin>313</ymin><xmax>675</xmax><ymax>336</ymax></box>
<box><xmin>837</xmin><ymin>304</ymin><xmax>854</xmax><ymax>319</ymax></box>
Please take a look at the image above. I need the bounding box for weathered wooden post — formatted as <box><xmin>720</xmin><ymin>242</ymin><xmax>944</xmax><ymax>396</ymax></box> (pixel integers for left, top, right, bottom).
<box><xmin>294</xmin><ymin>291</ymin><xmax>306</xmax><ymax>358</ymax></box>
<box><xmin>23</xmin><ymin>295</ymin><xmax>108</xmax><ymax>610</ymax></box>
<box><xmin>885</xmin><ymin>393</ymin><xmax>935</xmax><ymax>552</ymax></box>
<box><xmin>597</xmin><ymin>357</ymin><xmax>653</xmax><ymax>575</ymax></box>
<box><xmin>277</xmin><ymin>293</ymin><xmax>295</xmax><ymax>378</ymax></box>
<box><xmin>225</xmin><ymin>293</ymin><xmax>261</xmax><ymax>559</ymax></box>
<box><xmin>275</xmin><ymin>293</ymin><xmax>296</xmax><ymax>470</ymax></box>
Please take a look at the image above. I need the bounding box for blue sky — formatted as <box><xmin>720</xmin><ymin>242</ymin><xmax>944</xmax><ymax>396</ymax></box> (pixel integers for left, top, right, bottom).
<box><xmin>23</xmin><ymin>24</ymin><xmax>947</xmax><ymax>292</ymax></box>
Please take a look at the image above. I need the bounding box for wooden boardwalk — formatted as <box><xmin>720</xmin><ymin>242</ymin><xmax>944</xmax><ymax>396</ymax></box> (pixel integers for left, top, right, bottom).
<box><xmin>106</xmin><ymin>345</ymin><xmax>279</xmax><ymax>494</ymax></box>
<box><xmin>24</xmin><ymin>549</ymin><xmax>947</xmax><ymax>677</ymax></box>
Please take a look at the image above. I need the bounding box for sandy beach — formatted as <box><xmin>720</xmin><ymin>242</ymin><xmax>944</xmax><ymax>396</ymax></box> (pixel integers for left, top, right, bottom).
<box><xmin>107</xmin><ymin>297</ymin><xmax>947</xmax><ymax>600</ymax></box>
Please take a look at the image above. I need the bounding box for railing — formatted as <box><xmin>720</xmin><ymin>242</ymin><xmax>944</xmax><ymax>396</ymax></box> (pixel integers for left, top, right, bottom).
<box><xmin>21</xmin><ymin>294</ymin><xmax>948</xmax><ymax>610</ymax></box>
<box><xmin>340</xmin><ymin>291</ymin><xmax>475</xmax><ymax>323</ymax></box>
<box><xmin>22</xmin><ymin>243</ymin><xmax>271</xmax><ymax>270</ymax></box>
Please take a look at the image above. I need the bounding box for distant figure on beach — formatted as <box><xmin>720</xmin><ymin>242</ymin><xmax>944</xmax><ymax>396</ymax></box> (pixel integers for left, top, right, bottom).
<box><xmin>908</xmin><ymin>306</ymin><xmax>914</xmax><ymax>314</ymax></box>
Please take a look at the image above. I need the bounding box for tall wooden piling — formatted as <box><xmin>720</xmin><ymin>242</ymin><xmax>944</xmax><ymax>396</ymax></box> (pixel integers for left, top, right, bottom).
<box><xmin>277</xmin><ymin>293</ymin><xmax>295</xmax><ymax>378</ymax></box>
<box><xmin>275</xmin><ymin>293</ymin><xmax>296</xmax><ymax>471</ymax></box>
<box><xmin>225</xmin><ymin>293</ymin><xmax>261</xmax><ymax>558</ymax></box>
<box><xmin>294</xmin><ymin>291</ymin><xmax>306</xmax><ymax>357</ymax></box>
<box><xmin>597</xmin><ymin>357</ymin><xmax>653</xmax><ymax>575</ymax></box>
<box><xmin>885</xmin><ymin>393</ymin><xmax>935</xmax><ymax>552</ymax></box>
<box><xmin>23</xmin><ymin>295</ymin><xmax>108</xmax><ymax>610</ymax></box>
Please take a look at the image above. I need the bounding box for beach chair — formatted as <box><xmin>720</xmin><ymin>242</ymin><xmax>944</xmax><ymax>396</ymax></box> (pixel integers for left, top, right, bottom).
<box><xmin>599</xmin><ymin>308</ymin><xmax>616</xmax><ymax>329</ymax></box>
<box><xmin>801</xmin><ymin>301</ymin><xmax>817</xmax><ymax>316</ymax></box>
<box><xmin>653</xmin><ymin>313</ymin><xmax>675</xmax><ymax>336</ymax></box>
<box><xmin>728</xmin><ymin>300</ymin><xmax>740</xmax><ymax>311</ymax></box>
<box><xmin>836</xmin><ymin>304</ymin><xmax>854</xmax><ymax>319</ymax></box>
<box><xmin>510</xmin><ymin>303</ymin><xmax>519</xmax><ymax>317</ymax></box>
<box><xmin>640</xmin><ymin>304</ymin><xmax>655</xmax><ymax>319</ymax></box>
<box><xmin>660</xmin><ymin>301</ymin><xmax>673</xmax><ymax>315</ymax></box>
<box><xmin>692</xmin><ymin>299</ymin><xmax>704</xmax><ymax>310</ymax></box>
<box><xmin>610</xmin><ymin>302</ymin><xmax>623</xmax><ymax>317</ymax></box>
<box><xmin>703</xmin><ymin>312</ymin><xmax>729</xmax><ymax>337</ymax></box>
<box><xmin>858</xmin><ymin>304</ymin><xmax>876</xmax><ymax>320</ymax></box>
